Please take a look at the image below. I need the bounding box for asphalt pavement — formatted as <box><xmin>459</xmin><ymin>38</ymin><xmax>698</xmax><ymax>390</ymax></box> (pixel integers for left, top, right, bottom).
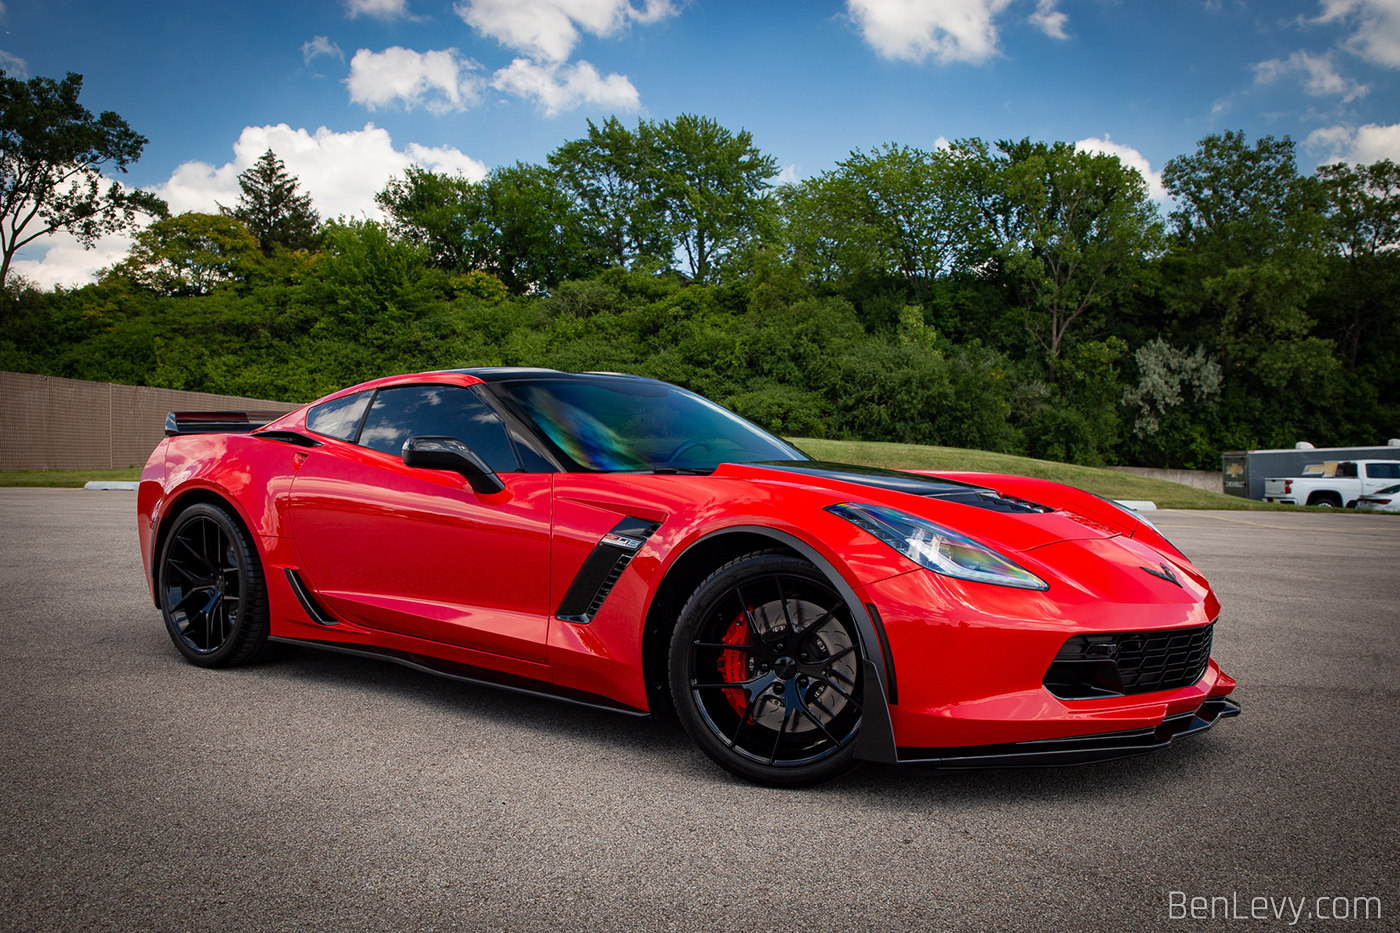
<box><xmin>0</xmin><ymin>489</ymin><xmax>1396</xmax><ymax>932</ymax></box>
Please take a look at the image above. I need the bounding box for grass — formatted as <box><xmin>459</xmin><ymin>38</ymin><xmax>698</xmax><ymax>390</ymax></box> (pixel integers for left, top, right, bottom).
<box><xmin>785</xmin><ymin>437</ymin><xmax>1297</xmax><ymax>511</ymax></box>
<box><xmin>0</xmin><ymin>440</ymin><xmax>1377</xmax><ymax>513</ymax></box>
<box><xmin>0</xmin><ymin>467</ymin><xmax>141</xmax><ymax>488</ymax></box>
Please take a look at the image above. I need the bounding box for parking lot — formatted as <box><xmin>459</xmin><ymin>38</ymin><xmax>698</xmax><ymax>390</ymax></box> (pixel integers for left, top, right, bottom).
<box><xmin>0</xmin><ymin>488</ymin><xmax>1396</xmax><ymax>932</ymax></box>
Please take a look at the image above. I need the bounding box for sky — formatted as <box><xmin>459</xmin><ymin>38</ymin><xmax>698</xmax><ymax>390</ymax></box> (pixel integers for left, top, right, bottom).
<box><xmin>6</xmin><ymin>0</ymin><xmax>1400</xmax><ymax>288</ymax></box>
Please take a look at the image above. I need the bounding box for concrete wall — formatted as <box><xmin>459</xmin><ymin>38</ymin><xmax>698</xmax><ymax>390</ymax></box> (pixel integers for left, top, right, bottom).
<box><xmin>1107</xmin><ymin>465</ymin><xmax>1224</xmax><ymax>494</ymax></box>
<box><xmin>0</xmin><ymin>372</ymin><xmax>300</xmax><ymax>471</ymax></box>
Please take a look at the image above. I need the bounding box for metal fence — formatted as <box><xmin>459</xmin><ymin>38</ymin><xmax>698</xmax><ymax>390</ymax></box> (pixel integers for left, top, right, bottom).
<box><xmin>0</xmin><ymin>371</ymin><xmax>301</xmax><ymax>471</ymax></box>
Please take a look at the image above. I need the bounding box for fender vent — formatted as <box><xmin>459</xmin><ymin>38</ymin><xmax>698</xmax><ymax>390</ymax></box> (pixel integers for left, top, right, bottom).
<box><xmin>555</xmin><ymin>517</ymin><xmax>660</xmax><ymax>624</ymax></box>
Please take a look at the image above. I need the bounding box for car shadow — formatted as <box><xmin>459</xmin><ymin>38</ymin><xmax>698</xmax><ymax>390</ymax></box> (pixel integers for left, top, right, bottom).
<box><xmin>246</xmin><ymin>642</ymin><xmax>1237</xmax><ymax>806</ymax></box>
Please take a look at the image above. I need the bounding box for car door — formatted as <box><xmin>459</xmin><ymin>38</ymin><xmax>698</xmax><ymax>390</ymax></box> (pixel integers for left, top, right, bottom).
<box><xmin>288</xmin><ymin>382</ymin><xmax>553</xmax><ymax>665</ymax></box>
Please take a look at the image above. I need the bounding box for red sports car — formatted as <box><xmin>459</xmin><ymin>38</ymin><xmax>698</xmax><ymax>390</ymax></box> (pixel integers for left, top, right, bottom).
<box><xmin>137</xmin><ymin>368</ymin><xmax>1238</xmax><ymax>786</ymax></box>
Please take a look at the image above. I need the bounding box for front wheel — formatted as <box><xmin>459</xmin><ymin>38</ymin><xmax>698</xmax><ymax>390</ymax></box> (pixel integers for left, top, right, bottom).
<box><xmin>669</xmin><ymin>551</ymin><xmax>864</xmax><ymax>787</ymax></box>
<box><xmin>157</xmin><ymin>502</ymin><xmax>270</xmax><ymax>667</ymax></box>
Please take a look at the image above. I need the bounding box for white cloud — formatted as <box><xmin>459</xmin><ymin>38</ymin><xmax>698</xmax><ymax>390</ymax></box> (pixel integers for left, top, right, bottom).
<box><xmin>345</xmin><ymin>0</ymin><xmax>411</xmax><ymax>20</ymax></box>
<box><xmin>0</xmin><ymin>50</ymin><xmax>26</xmax><ymax>78</ymax></box>
<box><xmin>1316</xmin><ymin>0</ymin><xmax>1400</xmax><ymax>68</ymax></box>
<box><xmin>774</xmin><ymin>164</ymin><xmax>801</xmax><ymax>186</ymax></box>
<box><xmin>490</xmin><ymin>58</ymin><xmax>639</xmax><ymax>115</ymax></box>
<box><xmin>346</xmin><ymin>47</ymin><xmax>485</xmax><ymax>113</ymax></box>
<box><xmin>10</xmin><ymin>232</ymin><xmax>133</xmax><ymax>291</ymax></box>
<box><xmin>456</xmin><ymin>0</ymin><xmax>677</xmax><ymax>62</ymax></box>
<box><xmin>1075</xmin><ymin>135</ymin><xmax>1168</xmax><ymax>203</ymax></box>
<box><xmin>1253</xmin><ymin>50</ymin><xmax>1369</xmax><ymax>101</ymax></box>
<box><xmin>164</xmin><ymin>123</ymin><xmax>487</xmax><ymax>219</ymax></box>
<box><xmin>302</xmin><ymin>36</ymin><xmax>345</xmax><ymax>66</ymax></box>
<box><xmin>1307</xmin><ymin>121</ymin><xmax>1400</xmax><ymax>163</ymax></box>
<box><xmin>846</xmin><ymin>0</ymin><xmax>1015</xmax><ymax>65</ymax></box>
<box><xmin>11</xmin><ymin>123</ymin><xmax>488</xmax><ymax>289</ymax></box>
<box><xmin>1028</xmin><ymin>0</ymin><xmax>1068</xmax><ymax>40</ymax></box>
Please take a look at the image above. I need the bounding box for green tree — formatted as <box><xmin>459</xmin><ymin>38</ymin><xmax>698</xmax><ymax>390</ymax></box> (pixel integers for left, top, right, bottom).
<box><xmin>223</xmin><ymin>149</ymin><xmax>319</xmax><ymax>254</ymax></box>
<box><xmin>377</xmin><ymin>163</ymin><xmax>587</xmax><ymax>292</ymax></box>
<box><xmin>782</xmin><ymin>142</ymin><xmax>990</xmax><ymax>288</ymax></box>
<box><xmin>0</xmin><ymin>70</ymin><xmax>166</xmax><ymax>287</ymax></box>
<box><xmin>989</xmin><ymin>139</ymin><xmax>1163</xmax><ymax>373</ymax></box>
<box><xmin>110</xmin><ymin>212</ymin><xmax>260</xmax><ymax>296</ymax></box>
<box><xmin>1313</xmin><ymin>158</ymin><xmax>1400</xmax><ymax>370</ymax></box>
<box><xmin>648</xmin><ymin>115</ymin><xmax>778</xmax><ymax>283</ymax></box>
<box><xmin>474</xmin><ymin>163</ymin><xmax>591</xmax><ymax>292</ymax></box>
<box><xmin>1161</xmin><ymin>131</ymin><xmax>1328</xmax><ymax>379</ymax></box>
<box><xmin>376</xmin><ymin>165</ymin><xmax>480</xmax><ymax>272</ymax></box>
<box><xmin>548</xmin><ymin>117</ymin><xmax>670</xmax><ymax>271</ymax></box>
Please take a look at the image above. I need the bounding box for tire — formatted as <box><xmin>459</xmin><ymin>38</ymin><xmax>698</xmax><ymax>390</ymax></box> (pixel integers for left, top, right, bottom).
<box><xmin>157</xmin><ymin>502</ymin><xmax>270</xmax><ymax>667</ymax></box>
<box><xmin>668</xmin><ymin>551</ymin><xmax>864</xmax><ymax>787</ymax></box>
<box><xmin>1308</xmin><ymin>492</ymin><xmax>1342</xmax><ymax>508</ymax></box>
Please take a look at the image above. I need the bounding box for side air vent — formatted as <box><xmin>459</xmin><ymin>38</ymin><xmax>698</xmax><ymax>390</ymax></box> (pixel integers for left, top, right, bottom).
<box><xmin>1043</xmin><ymin>623</ymin><xmax>1213</xmax><ymax>700</ymax></box>
<box><xmin>555</xmin><ymin>517</ymin><xmax>661</xmax><ymax>624</ymax></box>
<box><xmin>254</xmin><ymin>430</ymin><xmax>322</xmax><ymax>448</ymax></box>
<box><xmin>284</xmin><ymin>569</ymin><xmax>338</xmax><ymax>626</ymax></box>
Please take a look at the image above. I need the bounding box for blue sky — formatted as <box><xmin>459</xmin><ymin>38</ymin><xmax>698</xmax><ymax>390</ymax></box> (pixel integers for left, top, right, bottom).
<box><xmin>7</xmin><ymin>0</ymin><xmax>1400</xmax><ymax>286</ymax></box>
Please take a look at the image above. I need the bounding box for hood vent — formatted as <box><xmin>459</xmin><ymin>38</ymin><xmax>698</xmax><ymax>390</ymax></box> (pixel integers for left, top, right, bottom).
<box><xmin>747</xmin><ymin>461</ymin><xmax>1051</xmax><ymax>514</ymax></box>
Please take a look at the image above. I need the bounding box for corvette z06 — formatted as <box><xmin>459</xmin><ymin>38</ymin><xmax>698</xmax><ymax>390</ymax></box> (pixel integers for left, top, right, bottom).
<box><xmin>138</xmin><ymin>368</ymin><xmax>1238</xmax><ymax>786</ymax></box>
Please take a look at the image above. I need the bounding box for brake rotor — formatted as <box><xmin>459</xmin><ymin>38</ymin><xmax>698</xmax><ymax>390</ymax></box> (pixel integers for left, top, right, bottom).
<box><xmin>716</xmin><ymin>597</ymin><xmax>856</xmax><ymax>733</ymax></box>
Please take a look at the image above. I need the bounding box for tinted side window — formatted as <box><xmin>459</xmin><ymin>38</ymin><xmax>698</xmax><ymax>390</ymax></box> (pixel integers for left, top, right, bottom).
<box><xmin>306</xmin><ymin>390</ymin><xmax>372</xmax><ymax>441</ymax></box>
<box><xmin>1339</xmin><ymin>462</ymin><xmax>1359</xmax><ymax>478</ymax></box>
<box><xmin>1367</xmin><ymin>462</ymin><xmax>1400</xmax><ymax>479</ymax></box>
<box><xmin>359</xmin><ymin>385</ymin><xmax>519</xmax><ymax>472</ymax></box>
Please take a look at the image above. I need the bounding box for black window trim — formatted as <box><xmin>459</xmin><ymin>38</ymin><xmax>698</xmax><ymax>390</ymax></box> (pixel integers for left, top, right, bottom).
<box><xmin>350</xmin><ymin>381</ymin><xmax>547</xmax><ymax>475</ymax></box>
<box><xmin>306</xmin><ymin>380</ymin><xmax>565</xmax><ymax>473</ymax></box>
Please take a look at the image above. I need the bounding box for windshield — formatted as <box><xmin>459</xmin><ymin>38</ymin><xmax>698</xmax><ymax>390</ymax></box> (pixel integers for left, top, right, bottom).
<box><xmin>496</xmin><ymin>377</ymin><xmax>807</xmax><ymax>472</ymax></box>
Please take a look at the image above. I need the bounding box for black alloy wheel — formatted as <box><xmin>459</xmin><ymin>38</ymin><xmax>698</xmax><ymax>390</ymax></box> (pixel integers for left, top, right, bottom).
<box><xmin>670</xmin><ymin>551</ymin><xmax>864</xmax><ymax>786</ymax></box>
<box><xmin>157</xmin><ymin>502</ymin><xmax>270</xmax><ymax>667</ymax></box>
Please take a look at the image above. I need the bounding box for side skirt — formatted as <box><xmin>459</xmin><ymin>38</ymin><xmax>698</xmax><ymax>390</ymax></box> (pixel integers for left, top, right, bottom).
<box><xmin>267</xmin><ymin>635</ymin><xmax>650</xmax><ymax>718</ymax></box>
<box><xmin>897</xmin><ymin>696</ymin><xmax>1241</xmax><ymax>769</ymax></box>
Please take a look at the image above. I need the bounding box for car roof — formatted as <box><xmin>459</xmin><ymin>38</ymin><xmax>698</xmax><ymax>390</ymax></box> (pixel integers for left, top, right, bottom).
<box><xmin>301</xmin><ymin>368</ymin><xmax>674</xmax><ymax>411</ymax></box>
<box><xmin>437</xmin><ymin>367</ymin><xmax>670</xmax><ymax>385</ymax></box>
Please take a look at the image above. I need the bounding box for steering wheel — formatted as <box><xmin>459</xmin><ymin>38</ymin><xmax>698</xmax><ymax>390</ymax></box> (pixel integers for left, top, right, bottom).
<box><xmin>664</xmin><ymin>438</ymin><xmax>712</xmax><ymax>463</ymax></box>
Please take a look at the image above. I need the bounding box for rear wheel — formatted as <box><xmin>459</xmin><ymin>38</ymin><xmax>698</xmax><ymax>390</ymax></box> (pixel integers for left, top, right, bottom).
<box><xmin>157</xmin><ymin>502</ymin><xmax>269</xmax><ymax>667</ymax></box>
<box><xmin>669</xmin><ymin>551</ymin><xmax>864</xmax><ymax>787</ymax></box>
<box><xmin>1308</xmin><ymin>491</ymin><xmax>1342</xmax><ymax>508</ymax></box>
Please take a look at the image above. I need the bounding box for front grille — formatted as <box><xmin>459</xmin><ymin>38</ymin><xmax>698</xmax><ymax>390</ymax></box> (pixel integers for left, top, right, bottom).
<box><xmin>1043</xmin><ymin>623</ymin><xmax>1214</xmax><ymax>700</ymax></box>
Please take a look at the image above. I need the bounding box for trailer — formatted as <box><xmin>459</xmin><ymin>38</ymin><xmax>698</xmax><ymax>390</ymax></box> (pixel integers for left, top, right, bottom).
<box><xmin>1222</xmin><ymin>443</ymin><xmax>1400</xmax><ymax>501</ymax></box>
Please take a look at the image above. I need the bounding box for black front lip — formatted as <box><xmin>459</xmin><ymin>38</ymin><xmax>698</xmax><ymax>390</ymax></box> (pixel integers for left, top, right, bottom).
<box><xmin>896</xmin><ymin>696</ymin><xmax>1241</xmax><ymax>769</ymax></box>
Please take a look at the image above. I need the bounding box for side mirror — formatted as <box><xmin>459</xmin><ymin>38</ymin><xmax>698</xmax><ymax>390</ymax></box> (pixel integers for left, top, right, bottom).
<box><xmin>402</xmin><ymin>436</ymin><xmax>506</xmax><ymax>495</ymax></box>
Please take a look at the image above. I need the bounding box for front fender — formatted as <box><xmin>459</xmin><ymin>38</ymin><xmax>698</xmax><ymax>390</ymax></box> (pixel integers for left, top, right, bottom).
<box><xmin>686</xmin><ymin>525</ymin><xmax>899</xmax><ymax>764</ymax></box>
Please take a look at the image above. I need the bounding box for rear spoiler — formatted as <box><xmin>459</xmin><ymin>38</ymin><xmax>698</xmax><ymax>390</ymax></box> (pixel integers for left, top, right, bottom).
<box><xmin>164</xmin><ymin>411</ymin><xmax>288</xmax><ymax>436</ymax></box>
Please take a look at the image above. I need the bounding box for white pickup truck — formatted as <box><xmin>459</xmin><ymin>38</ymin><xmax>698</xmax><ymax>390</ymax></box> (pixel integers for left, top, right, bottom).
<box><xmin>1264</xmin><ymin>460</ymin><xmax>1400</xmax><ymax>507</ymax></box>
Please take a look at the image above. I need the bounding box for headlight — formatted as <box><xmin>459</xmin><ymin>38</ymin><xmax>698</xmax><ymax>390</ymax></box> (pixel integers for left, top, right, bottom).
<box><xmin>826</xmin><ymin>502</ymin><xmax>1049</xmax><ymax>591</ymax></box>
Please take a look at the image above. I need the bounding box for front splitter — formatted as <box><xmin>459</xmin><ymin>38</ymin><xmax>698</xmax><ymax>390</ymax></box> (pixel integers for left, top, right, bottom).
<box><xmin>895</xmin><ymin>695</ymin><xmax>1240</xmax><ymax>769</ymax></box>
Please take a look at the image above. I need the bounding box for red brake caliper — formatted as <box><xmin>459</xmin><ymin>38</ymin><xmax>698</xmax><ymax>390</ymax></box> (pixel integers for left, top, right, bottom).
<box><xmin>719</xmin><ymin>612</ymin><xmax>750</xmax><ymax>716</ymax></box>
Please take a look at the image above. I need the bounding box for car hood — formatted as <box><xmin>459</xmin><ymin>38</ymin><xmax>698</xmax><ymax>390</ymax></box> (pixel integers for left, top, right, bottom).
<box><xmin>715</xmin><ymin>460</ymin><xmax>1127</xmax><ymax>553</ymax></box>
